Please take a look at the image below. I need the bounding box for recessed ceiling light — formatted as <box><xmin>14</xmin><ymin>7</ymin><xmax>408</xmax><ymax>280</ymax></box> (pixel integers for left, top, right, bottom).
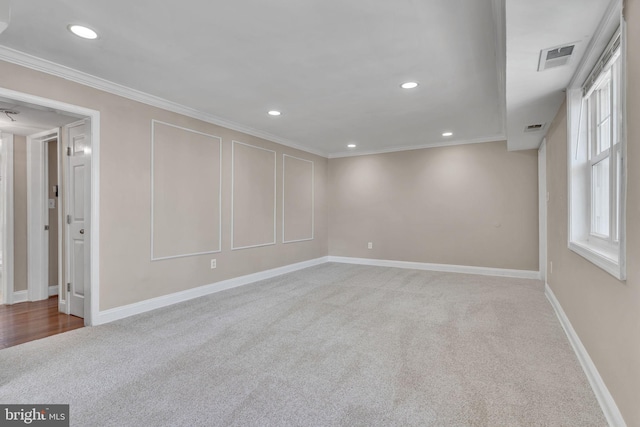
<box><xmin>268</xmin><ymin>110</ymin><xmax>281</xmax><ymax>116</ymax></box>
<box><xmin>68</xmin><ymin>25</ymin><xmax>98</xmax><ymax>40</ymax></box>
<box><xmin>401</xmin><ymin>82</ymin><xmax>419</xmax><ymax>89</ymax></box>
<box><xmin>442</xmin><ymin>132</ymin><xmax>453</xmax><ymax>137</ymax></box>
<box><xmin>347</xmin><ymin>144</ymin><xmax>357</xmax><ymax>148</ymax></box>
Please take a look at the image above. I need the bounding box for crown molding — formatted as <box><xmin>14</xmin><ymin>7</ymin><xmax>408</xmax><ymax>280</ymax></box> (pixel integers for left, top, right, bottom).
<box><xmin>328</xmin><ymin>134</ymin><xmax>507</xmax><ymax>159</ymax></box>
<box><xmin>0</xmin><ymin>45</ymin><xmax>510</xmax><ymax>160</ymax></box>
<box><xmin>0</xmin><ymin>45</ymin><xmax>328</xmax><ymax>158</ymax></box>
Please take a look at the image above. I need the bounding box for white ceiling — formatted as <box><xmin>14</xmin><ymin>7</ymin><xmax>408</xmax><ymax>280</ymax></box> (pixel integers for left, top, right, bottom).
<box><xmin>0</xmin><ymin>99</ymin><xmax>79</xmax><ymax>136</ymax></box>
<box><xmin>0</xmin><ymin>0</ymin><xmax>612</xmax><ymax>156</ymax></box>
<box><xmin>506</xmin><ymin>0</ymin><xmax>611</xmax><ymax>150</ymax></box>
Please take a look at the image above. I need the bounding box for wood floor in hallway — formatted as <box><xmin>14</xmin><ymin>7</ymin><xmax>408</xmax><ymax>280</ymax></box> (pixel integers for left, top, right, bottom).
<box><xmin>0</xmin><ymin>296</ymin><xmax>84</xmax><ymax>349</ymax></box>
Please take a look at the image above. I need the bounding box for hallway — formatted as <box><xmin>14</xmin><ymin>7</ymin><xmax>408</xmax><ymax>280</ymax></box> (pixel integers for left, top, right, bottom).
<box><xmin>0</xmin><ymin>296</ymin><xmax>83</xmax><ymax>349</ymax></box>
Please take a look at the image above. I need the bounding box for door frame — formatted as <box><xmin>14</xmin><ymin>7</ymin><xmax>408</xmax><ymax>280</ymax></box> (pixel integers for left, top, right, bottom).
<box><xmin>0</xmin><ymin>87</ymin><xmax>100</xmax><ymax>326</ymax></box>
<box><xmin>0</xmin><ymin>132</ymin><xmax>14</xmax><ymax>305</ymax></box>
<box><xmin>27</xmin><ymin>128</ymin><xmax>59</xmax><ymax>302</ymax></box>
<box><xmin>539</xmin><ymin>138</ymin><xmax>547</xmax><ymax>282</ymax></box>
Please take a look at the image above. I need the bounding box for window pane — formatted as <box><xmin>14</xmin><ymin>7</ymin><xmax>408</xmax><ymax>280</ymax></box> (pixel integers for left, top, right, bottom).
<box><xmin>598</xmin><ymin>79</ymin><xmax>610</xmax><ymax>120</ymax></box>
<box><xmin>592</xmin><ymin>157</ymin><xmax>610</xmax><ymax>237</ymax></box>
<box><xmin>587</xmin><ymin>95</ymin><xmax>595</xmax><ymax>159</ymax></box>
<box><xmin>615</xmin><ymin>148</ymin><xmax>621</xmax><ymax>242</ymax></box>
<box><xmin>597</xmin><ymin>78</ymin><xmax>611</xmax><ymax>153</ymax></box>
<box><xmin>612</xmin><ymin>60</ymin><xmax>620</xmax><ymax>145</ymax></box>
<box><xmin>598</xmin><ymin>117</ymin><xmax>611</xmax><ymax>152</ymax></box>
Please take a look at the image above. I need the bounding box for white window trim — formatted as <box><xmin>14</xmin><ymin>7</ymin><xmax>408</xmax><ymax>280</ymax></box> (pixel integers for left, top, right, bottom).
<box><xmin>567</xmin><ymin>0</ymin><xmax>626</xmax><ymax>281</ymax></box>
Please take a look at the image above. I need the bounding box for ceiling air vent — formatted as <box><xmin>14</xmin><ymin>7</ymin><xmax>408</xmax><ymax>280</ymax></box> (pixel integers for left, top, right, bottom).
<box><xmin>538</xmin><ymin>44</ymin><xmax>576</xmax><ymax>71</ymax></box>
<box><xmin>524</xmin><ymin>123</ymin><xmax>546</xmax><ymax>133</ymax></box>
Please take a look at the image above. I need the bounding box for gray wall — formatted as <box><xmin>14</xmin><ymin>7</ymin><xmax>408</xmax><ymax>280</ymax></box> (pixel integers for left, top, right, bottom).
<box><xmin>544</xmin><ymin>3</ymin><xmax>640</xmax><ymax>424</ymax></box>
<box><xmin>0</xmin><ymin>60</ymin><xmax>329</xmax><ymax>311</ymax></box>
<box><xmin>328</xmin><ymin>141</ymin><xmax>539</xmax><ymax>271</ymax></box>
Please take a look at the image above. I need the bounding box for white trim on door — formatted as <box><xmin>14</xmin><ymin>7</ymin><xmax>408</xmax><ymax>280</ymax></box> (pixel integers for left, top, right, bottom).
<box><xmin>27</xmin><ymin>128</ymin><xmax>58</xmax><ymax>302</ymax></box>
<box><xmin>0</xmin><ymin>133</ymin><xmax>14</xmax><ymax>305</ymax></box>
<box><xmin>56</xmin><ymin>139</ymin><xmax>65</xmax><ymax>312</ymax></box>
<box><xmin>0</xmin><ymin>87</ymin><xmax>100</xmax><ymax>326</ymax></box>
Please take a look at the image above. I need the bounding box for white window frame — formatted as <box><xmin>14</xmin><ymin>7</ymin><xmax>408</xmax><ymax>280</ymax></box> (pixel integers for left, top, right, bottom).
<box><xmin>587</xmin><ymin>51</ymin><xmax>620</xmax><ymax>242</ymax></box>
<box><xmin>566</xmin><ymin>1</ymin><xmax>626</xmax><ymax>280</ymax></box>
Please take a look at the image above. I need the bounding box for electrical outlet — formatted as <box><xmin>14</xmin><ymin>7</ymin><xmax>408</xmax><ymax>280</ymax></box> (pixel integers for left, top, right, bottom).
<box><xmin>367</xmin><ymin>242</ymin><xmax>373</xmax><ymax>249</ymax></box>
<box><xmin>549</xmin><ymin>261</ymin><xmax>553</xmax><ymax>274</ymax></box>
<box><xmin>211</xmin><ymin>259</ymin><xmax>217</xmax><ymax>269</ymax></box>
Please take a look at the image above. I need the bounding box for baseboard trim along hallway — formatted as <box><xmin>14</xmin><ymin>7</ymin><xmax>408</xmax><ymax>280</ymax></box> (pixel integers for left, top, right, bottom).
<box><xmin>545</xmin><ymin>283</ymin><xmax>626</xmax><ymax>427</ymax></box>
<box><xmin>328</xmin><ymin>256</ymin><xmax>541</xmax><ymax>280</ymax></box>
<box><xmin>97</xmin><ymin>256</ymin><xmax>542</xmax><ymax>326</ymax></box>
<box><xmin>95</xmin><ymin>257</ymin><xmax>330</xmax><ymax>325</ymax></box>
<box><xmin>12</xmin><ymin>290</ymin><xmax>27</xmax><ymax>304</ymax></box>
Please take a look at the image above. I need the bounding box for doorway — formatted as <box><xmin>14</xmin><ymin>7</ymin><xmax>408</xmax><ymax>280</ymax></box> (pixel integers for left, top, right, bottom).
<box><xmin>27</xmin><ymin>128</ymin><xmax>60</xmax><ymax>304</ymax></box>
<box><xmin>0</xmin><ymin>89</ymin><xmax>99</xmax><ymax>329</ymax></box>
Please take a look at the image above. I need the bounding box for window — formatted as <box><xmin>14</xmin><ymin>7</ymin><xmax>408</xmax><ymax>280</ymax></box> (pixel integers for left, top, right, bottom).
<box><xmin>567</xmin><ymin>23</ymin><xmax>626</xmax><ymax>280</ymax></box>
<box><xmin>587</xmin><ymin>46</ymin><xmax>621</xmax><ymax>243</ymax></box>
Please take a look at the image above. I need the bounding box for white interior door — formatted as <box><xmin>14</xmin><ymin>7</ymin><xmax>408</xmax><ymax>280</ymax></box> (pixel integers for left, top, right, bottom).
<box><xmin>27</xmin><ymin>129</ymin><xmax>58</xmax><ymax>302</ymax></box>
<box><xmin>65</xmin><ymin>119</ymin><xmax>90</xmax><ymax>318</ymax></box>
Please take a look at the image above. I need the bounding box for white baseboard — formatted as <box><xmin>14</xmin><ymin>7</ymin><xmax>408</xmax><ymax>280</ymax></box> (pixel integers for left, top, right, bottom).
<box><xmin>93</xmin><ymin>254</ymin><xmax>539</xmax><ymax>325</ymax></box>
<box><xmin>9</xmin><ymin>289</ymin><xmax>57</xmax><ymax>304</ymax></box>
<box><xmin>95</xmin><ymin>257</ymin><xmax>329</xmax><ymax>325</ymax></box>
<box><xmin>545</xmin><ymin>283</ymin><xmax>626</xmax><ymax>427</ymax></box>
<box><xmin>328</xmin><ymin>256</ymin><xmax>541</xmax><ymax>280</ymax></box>
<box><xmin>12</xmin><ymin>290</ymin><xmax>27</xmax><ymax>304</ymax></box>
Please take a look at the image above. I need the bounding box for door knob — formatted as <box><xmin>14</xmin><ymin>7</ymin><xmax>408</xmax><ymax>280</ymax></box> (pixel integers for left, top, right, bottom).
<box><xmin>80</xmin><ymin>229</ymin><xmax>85</xmax><ymax>234</ymax></box>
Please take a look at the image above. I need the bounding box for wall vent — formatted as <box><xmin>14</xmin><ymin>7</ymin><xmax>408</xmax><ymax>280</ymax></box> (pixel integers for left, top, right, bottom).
<box><xmin>524</xmin><ymin>123</ymin><xmax>546</xmax><ymax>132</ymax></box>
<box><xmin>538</xmin><ymin>44</ymin><xmax>576</xmax><ymax>71</ymax></box>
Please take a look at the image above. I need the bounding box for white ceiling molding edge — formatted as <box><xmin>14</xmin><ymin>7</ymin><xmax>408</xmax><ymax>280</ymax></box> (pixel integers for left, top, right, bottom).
<box><xmin>328</xmin><ymin>134</ymin><xmax>507</xmax><ymax>159</ymax></box>
<box><xmin>0</xmin><ymin>45</ymin><xmax>328</xmax><ymax>158</ymax></box>
<box><xmin>492</xmin><ymin>0</ymin><xmax>507</xmax><ymax>133</ymax></box>
<box><xmin>568</xmin><ymin>0</ymin><xmax>621</xmax><ymax>90</ymax></box>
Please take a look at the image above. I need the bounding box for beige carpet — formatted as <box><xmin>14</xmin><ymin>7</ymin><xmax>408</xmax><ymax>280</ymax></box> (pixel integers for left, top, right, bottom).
<box><xmin>0</xmin><ymin>263</ymin><xmax>606</xmax><ymax>426</ymax></box>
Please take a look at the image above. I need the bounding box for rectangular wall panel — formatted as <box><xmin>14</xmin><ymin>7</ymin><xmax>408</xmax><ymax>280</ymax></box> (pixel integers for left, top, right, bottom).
<box><xmin>232</xmin><ymin>141</ymin><xmax>276</xmax><ymax>250</ymax></box>
<box><xmin>151</xmin><ymin>120</ymin><xmax>221</xmax><ymax>260</ymax></box>
<box><xmin>283</xmin><ymin>154</ymin><xmax>314</xmax><ymax>243</ymax></box>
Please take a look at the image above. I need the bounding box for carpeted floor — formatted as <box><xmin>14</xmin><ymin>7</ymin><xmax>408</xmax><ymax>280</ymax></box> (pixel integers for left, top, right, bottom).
<box><xmin>0</xmin><ymin>263</ymin><xmax>606</xmax><ymax>426</ymax></box>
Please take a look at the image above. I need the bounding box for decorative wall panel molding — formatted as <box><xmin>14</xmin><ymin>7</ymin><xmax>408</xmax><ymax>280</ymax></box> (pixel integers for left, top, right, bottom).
<box><xmin>151</xmin><ymin>120</ymin><xmax>222</xmax><ymax>260</ymax></box>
